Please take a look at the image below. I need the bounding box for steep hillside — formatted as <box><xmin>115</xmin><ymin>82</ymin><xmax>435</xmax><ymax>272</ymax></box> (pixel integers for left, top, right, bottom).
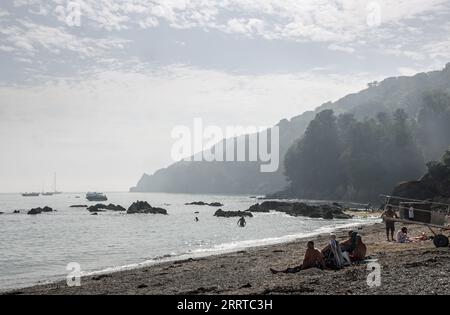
<box><xmin>131</xmin><ymin>63</ymin><xmax>450</xmax><ymax>195</ymax></box>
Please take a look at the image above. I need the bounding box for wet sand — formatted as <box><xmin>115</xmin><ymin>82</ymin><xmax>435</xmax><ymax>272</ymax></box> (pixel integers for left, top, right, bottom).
<box><xmin>3</xmin><ymin>222</ymin><xmax>450</xmax><ymax>295</ymax></box>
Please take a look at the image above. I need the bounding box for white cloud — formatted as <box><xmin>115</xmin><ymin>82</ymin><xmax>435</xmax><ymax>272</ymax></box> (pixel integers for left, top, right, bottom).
<box><xmin>328</xmin><ymin>44</ymin><xmax>355</xmax><ymax>53</ymax></box>
<box><xmin>0</xmin><ymin>20</ymin><xmax>129</xmax><ymax>58</ymax></box>
<box><xmin>1</xmin><ymin>0</ymin><xmax>449</xmax><ymax>66</ymax></box>
<box><xmin>225</xmin><ymin>18</ymin><xmax>265</xmax><ymax>36</ymax></box>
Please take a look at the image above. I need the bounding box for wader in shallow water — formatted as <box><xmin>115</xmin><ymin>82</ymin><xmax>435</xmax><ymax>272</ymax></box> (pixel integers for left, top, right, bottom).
<box><xmin>237</xmin><ymin>216</ymin><xmax>246</xmax><ymax>227</ymax></box>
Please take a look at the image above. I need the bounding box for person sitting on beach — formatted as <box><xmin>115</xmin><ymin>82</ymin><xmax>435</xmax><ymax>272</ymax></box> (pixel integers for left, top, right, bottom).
<box><xmin>411</xmin><ymin>232</ymin><xmax>429</xmax><ymax>242</ymax></box>
<box><xmin>396</xmin><ymin>227</ymin><xmax>410</xmax><ymax>243</ymax></box>
<box><xmin>340</xmin><ymin>231</ymin><xmax>367</xmax><ymax>262</ymax></box>
<box><xmin>270</xmin><ymin>241</ymin><xmax>325</xmax><ymax>274</ymax></box>
<box><xmin>381</xmin><ymin>206</ymin><xmax>399</xmax><ymax>242</ymax></box>
<box><xmin>321</xmin><ymin>233</ymin><xmax>345</xmax><ymax>269</ymax></box>
<box><xmin>237</xmin><ymin>216</ymin><xmax>246</xmax><ymax>227</ymax></box>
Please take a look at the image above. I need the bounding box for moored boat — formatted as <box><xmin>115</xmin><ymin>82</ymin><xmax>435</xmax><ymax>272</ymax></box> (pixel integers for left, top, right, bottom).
<box><xmin>86</xmin><ymin>192</ymin><xmax>108</xmax><ymax>201</ymax></box>
<box><xmin>22</xmin><ymin>192</ymin><xmax>40</xmax><ymax>197</ymax></box>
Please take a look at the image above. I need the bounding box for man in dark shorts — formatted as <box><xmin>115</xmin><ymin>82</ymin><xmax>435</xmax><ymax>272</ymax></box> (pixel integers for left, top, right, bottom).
<box><xmin>381</xmin><ymin>206</ymin><xmax>398</xmax><ymax>242</ymax></box>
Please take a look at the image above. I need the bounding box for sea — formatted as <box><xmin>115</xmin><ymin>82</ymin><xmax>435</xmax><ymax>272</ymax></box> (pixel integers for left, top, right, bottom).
<box><xmin>0</xmin><ymin>192</ymin><xmax>380</xmax><ymax>291</ymax></box>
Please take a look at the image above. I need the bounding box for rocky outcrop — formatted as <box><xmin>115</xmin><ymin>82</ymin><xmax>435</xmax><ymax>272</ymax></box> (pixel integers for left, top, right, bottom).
<box><xmin>127</xmin><ymin>201</ymin><xmax>168</xmax><ymax>215</ymax></box>
<box><xmin>27</xmin><ymin>206</ymin><xmax>53</xmax><ymax>215</ymax></box>
<box><xmin>13</xmin><ymin>210</ymin><xmax>20</xmax><ymax>214</ymax></box>
<box><xmin>87</xmin><ymin>204</ymin><xmax>125</xmax><ymax>212</ymax></box>
<box><xmin>214</xmin><ymin>209</ymin><xmax>253</xmax><ymax>218</ymax></box>
<box><xmin>246</xmin><ymin>201</ymin><xmax>352</xmax><ymax>219</ymax></box>
<box><xmin>185</xmin><ymin>201</ymin><xmax>224</xmax><ymax>207</ymax></box>
<box><xmin>392</xmin><ymin>180</ymin><xmax>438</xmax><ymax>201</ymax></box>
<box><xmin>392</xmin><ymin>150</ymin><xmax>450</xmax><ymax>203</ymax></box>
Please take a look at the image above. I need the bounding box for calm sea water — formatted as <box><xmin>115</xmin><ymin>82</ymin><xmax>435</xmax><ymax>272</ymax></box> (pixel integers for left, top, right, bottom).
<box><xmin>0</xmin><ymin>192</ymin><xmax>378</xmax><ymax>290</ymax></box>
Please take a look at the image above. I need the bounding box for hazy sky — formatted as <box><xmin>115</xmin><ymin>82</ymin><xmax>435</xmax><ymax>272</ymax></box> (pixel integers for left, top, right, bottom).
<box><xmin>1</xmin><ymin>0</ymin><xmax>450</xmax><ymax>192</ymax></box>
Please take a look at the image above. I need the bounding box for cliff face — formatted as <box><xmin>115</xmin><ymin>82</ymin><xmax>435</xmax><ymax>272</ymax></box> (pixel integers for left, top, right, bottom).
<box><xmin>131</xmin><ymin>64</ymin><xmax>450</xmax><ymax>194</ymax></box>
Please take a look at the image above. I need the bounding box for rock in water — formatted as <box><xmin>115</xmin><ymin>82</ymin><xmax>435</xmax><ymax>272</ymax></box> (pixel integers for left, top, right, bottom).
<box><xmin>27</xmin><ymin>208</ymin><xmax>42</xmax><ymax>215</ymax></box>
<box><xmin>213</xmin><ymin>209</ymin><xmax>253</xmax><ymax>218</ymax></box>
<box><xmin>87</xmin><ymin>203</ymin><xmax>126</xmax><ymax>212</ymax></box>
<box><xmin>185</xmin><ymin>201</ymin><xmax>224</xmax><ymax>207</ymax></box>
<box><xmin>245</xmin><ymin>201</ymin><xmax>352</xmax><ymax>219</ymax></box>
<box><xmin>208</xmin><ymin>202</ymin><xmax>224</xmax><ymax>207</ymax></box>
<box><xmin>185</xmin><ymin>201</ymin><xmax>208</xmax><ymax>206</ymax></box>
<box><xmin>27</xmin><ymin>206</ymin><xmax>53</xmax><ymax>215</ymax></box>
<box><xmin>127</xmin><ymin>201</ymin><xmax>168</xmax><ymax>215</ymax></box>
<box><xmin>70</xmin><ymin>205</ymin><xmax>88</xmax><ymax>208</ymax></box>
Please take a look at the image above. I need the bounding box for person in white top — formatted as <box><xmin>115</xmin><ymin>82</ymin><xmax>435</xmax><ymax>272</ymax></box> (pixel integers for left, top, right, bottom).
<box><xmin>396</xmin><ymin>227</ymin><xmax>410</xmax><ymax>243</ymax></box>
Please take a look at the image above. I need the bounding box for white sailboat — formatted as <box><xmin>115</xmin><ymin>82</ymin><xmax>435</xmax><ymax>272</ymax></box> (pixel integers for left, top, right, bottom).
<box><xmin>53</xmin><ymin>172</ymin><xmax>62</xmax><ymax>194</ymax></box>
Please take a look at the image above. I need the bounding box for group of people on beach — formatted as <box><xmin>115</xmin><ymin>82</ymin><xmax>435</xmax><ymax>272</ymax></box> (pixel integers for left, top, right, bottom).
<box><xmin>270</xmin><ymin>230</ymin><xmax>367</xmax><ymax>274</ymax></box>
<box><xmin>381</xmin><ymin>206</ymin><xmax>429</xmax><ymax>243</ymax></box>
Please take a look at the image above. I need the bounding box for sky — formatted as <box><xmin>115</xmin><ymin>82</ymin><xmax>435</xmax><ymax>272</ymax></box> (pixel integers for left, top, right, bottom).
<box><xmin>1</xmin><ymin>0</ymin><xmax>450</xmax><ymax>193</ymax></box>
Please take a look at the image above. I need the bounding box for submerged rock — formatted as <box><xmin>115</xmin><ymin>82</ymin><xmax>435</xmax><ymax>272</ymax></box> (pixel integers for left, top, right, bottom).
<box><xmin>246</xmin><ymin>201</ymin><xmax>352</xmax><ymax>219</ymax></box>
<box><xmin>185</xmin><ymin>201</ymin><xmax>224</xmax><ymax>207</ymax></box>
<box><xmin>70</xmin><ymin>205</ymin><xmax>88</xmax><ymax>208</ymax></box>
<box><xmin>185</xmin><ymin>201</ymin><xmax>208</xmax><ymax>206</ymax></box>
<box><xmin>12</xmin><ymin>210</ymin><xmax>20</xmax><ymax>214</ymax></box>
<box><xmin>87</xmin><ymin>203</ymin><xmax>126</xmax><ymax>212</ymax></box>
<box><xmin>127</xmin><ymin>201</ymin><xmax>168</xmax><ymax>215</ymax></box>
<box><xmin>214</xmin><ymin>209</ymin><xmax>253</xmax><ymax>218</ymax></box>
<box><xmin>27</xmin><ymin>206</ymin><xmax>54</xmax><ymax>215</ymax></box>
<box><xmin>208</xmin><ymin>202</ymin><xmax>224</xmax><ymax>207</ymax></box>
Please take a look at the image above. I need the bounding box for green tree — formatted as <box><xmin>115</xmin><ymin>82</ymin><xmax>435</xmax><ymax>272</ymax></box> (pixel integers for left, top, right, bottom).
<box><xmin>284</xmin><ymin>110</ymin><xmax>344</xmax><ymax>198</ymax></box>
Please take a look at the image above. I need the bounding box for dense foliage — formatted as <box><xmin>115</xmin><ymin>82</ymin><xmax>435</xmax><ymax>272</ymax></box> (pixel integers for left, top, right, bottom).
<box><xmin>283</xmin><ymin>90</ymin><xmax>450</xmax><ymax>202</ymax></box>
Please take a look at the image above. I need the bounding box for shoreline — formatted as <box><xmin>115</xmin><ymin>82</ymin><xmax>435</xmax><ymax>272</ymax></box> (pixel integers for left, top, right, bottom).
<box><xmin>0</xmin><ymin>215</ymin><xmax>378</xmax><ymax>293</ymax></box>
<box><xmin>4</xmin><ymin>220</ymin><xmax>450</xmax><ymax>295</ymax></box>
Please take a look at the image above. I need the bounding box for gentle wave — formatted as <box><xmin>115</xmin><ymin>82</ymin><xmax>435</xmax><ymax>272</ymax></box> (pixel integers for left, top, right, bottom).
<box><xmin>79</xmin><ymin>218</ymin><xmax>380</xmax><ymax>278</ymax></box>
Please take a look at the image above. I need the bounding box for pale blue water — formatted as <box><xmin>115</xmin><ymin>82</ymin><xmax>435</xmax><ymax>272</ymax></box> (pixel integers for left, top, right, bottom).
<box><xmin>0</xmin><ymin>192</ymin><xmax>378</xmax><ymax>290</ymax></box>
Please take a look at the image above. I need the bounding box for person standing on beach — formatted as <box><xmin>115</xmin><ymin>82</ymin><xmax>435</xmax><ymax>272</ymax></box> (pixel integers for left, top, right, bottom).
<box><xmin>381</xmin><ymin>206</ymin><xmax>398</xmax><ymax>242</ymax></box>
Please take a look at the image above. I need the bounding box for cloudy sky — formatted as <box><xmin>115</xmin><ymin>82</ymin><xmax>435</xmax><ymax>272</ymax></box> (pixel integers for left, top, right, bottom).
<box><xmin>1</xmin><ymin>0</ymin><xmax>450</xmax><ymax>192</ymax></box>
